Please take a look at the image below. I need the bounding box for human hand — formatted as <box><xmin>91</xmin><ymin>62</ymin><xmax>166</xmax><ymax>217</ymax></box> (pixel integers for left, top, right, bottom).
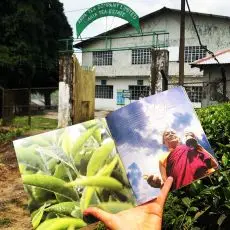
<box><xmin>83</xmin><ymin>177</ymin><xmax>173</xmax><ymax>230</ymax></box>
<box><xmin>185</xmin><ymin>132</ymin><xmax>198</xmax><ymax>149</ymax></box>
<box><xmin>185</xmin><ymin>131</ymin><xmax>196</xmax><ymax>140</ymax></box>
<box><xmin>146</xmin><ymin>175</ymin><xmax>163</xmax><ymax>188</ymax></box>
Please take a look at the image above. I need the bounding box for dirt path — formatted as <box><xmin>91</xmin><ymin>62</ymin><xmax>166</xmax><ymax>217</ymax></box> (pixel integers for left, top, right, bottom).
<box><xmin>0</xmin><ymin>142</ymin><xmax>32</xmax><ymax>230</ymax></box>
<box><xmin>0</xmin><ymin>111</ymin><xmax>111</xmax><ymax>229</ymax></box>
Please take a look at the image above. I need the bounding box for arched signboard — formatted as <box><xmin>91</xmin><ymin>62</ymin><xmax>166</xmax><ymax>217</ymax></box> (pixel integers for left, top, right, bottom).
<box><xmin>76</xmin><ymin>2</ymin><xmax>141</xmax><ymax>37</ymax></box>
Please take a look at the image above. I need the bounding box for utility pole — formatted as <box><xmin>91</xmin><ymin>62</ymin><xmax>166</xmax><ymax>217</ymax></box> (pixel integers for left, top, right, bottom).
<box><xmin>179</xmin><ymin>0</ymin><xmax>185</xmax><ymax>85</ymax></box>
<box><xmin>151</xmin><ymin>48</ymin><xmax>158</xmax><ymax>95</ymax></box>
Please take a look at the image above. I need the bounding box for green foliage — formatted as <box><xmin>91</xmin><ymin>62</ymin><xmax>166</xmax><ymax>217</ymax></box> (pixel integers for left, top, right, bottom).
<box><xmin>0</xmin><ymin>127</ymin><xmax>24</xmax><ymax>143</ymax></box>
<box><xmin>15</xmin><ymin>120</ymin><xmax>134</xmax><ymax>229</ymax></box>
<box><xmin>0</xmin><ymin>218</ymin><xmax>12</xmax><ymax>227</ymax></box>
<box><xmin>0</xmin><ymin>116</ymin><xmax>57</xmax><ymax>143</ymax></box>
<box><xmin>163</xmin><ymin>103</ymin><xmax>230</xmax><ymax>229</ymax></box>
<box><xmin>96</xmin><ymin>222</ymin><xmax>107</xmax><ymax>230</ymax></box>
<box><xmin>12</xmin><ymin>116</ymin><xmax>57</xmax><ymax>131</ymax></box>
<box><xmin>0</xmin><ymin>0</ymin><xmax>72</xmax><ymax>89</ymax></box>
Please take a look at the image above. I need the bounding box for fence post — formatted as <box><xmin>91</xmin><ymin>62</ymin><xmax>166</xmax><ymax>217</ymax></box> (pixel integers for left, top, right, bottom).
<box><xmin>58</xmin><ymin>55</ymin><xmax>73</xmax><ymax>128</ymax></box>
<box><xmin>72</xmin><ymin>55</ymin><xmax>95</xmax><ymax>124</ymax></box>
<box><xmin>221</xmin><ymin>67</ymin><xmax>227</xmax><ymax>102</ymax></box>
<box><xmin>0</xmin><ymin>86</ymin><xmax>3</xmax><ymax>119</ymax></box>
<box><xmin>151</xmin><ymin>49</ymin><xmax>169</xmax><ymax>94</ymax></box>
<box><xmin>2</xmin><ymin>90</ymin><xmax>14</xmax><ymax>125</ymax></box>
<box><xmin>151</xmin><ymin>49</ymin><xmax>158</xmax><ymax>95</ymax></box>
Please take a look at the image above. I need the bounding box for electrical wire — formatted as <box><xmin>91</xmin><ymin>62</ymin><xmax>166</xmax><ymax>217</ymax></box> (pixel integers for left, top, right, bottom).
<box><xmin>185</xmin><ymin>0</ymin><xmax>220</xmax><ymax>64</ymax></box>
<box><xmin>65</xmin><ymin>7</ymin><xmax>89</xmax><ymax>13</ymax></box>
<box><xmin>186</xmin><ymin>0</ymin><xmax>227</xmax><ymax>100</ymax></box>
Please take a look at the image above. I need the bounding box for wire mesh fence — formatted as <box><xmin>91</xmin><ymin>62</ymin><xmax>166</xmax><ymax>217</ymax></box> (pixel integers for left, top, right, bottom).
<box><xmin>168</xmin><ymin>79</ymin><xmax>230</xmax><ymax>108</ymax></box>
<box><xmin>0</xmin><ymin>87</ymin><xmax>58</xmax><ymax>125</ymax></box>
<box><xmin>0</xmin><ymin>78</ymin><xmax>229</xmax><ymax>125</ymax></box>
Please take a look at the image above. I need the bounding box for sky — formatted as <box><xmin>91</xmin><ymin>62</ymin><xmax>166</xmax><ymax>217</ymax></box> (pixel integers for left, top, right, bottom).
<box><xmin>60</xmin><ymin>0</ymin><xmax>230</xmax><ymax>39</ymax></box>
<box><xmin>106</xmin><ymin>86</ymin><xmax>214</xmax><ymax>204</ymax></box>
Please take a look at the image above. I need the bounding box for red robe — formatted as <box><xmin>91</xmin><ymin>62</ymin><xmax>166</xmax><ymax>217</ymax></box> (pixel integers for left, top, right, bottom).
<box><xmin>166</xmin><ymin>144</ymin><xmax>212</xmax><ymax>190</ymax></box>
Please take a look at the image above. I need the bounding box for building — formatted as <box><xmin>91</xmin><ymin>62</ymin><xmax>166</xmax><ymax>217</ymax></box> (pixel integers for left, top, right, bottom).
<box><xmin>191</xmin><ymin>48</ymin><xmax>230</xmax><ymax>106</ymax></box>
<box><xmin>75</xmin><ymin>7</ymin><xmax>230</xmax><ymax>110</ymax></box>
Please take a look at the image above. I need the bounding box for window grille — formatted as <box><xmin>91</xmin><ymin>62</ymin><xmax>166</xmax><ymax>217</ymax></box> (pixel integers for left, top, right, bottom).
<box><xmin>95</xmin><ymin>85</ymin><xmax>113</xmax><ymax>99</ymax></box>
<box><xmin>128</xmin><ymin>85</ymin><xmax>150</xmax><ymax>100</ymax></box>
<box><xmin>137</xmin><ymin>80</ymin><xmax>143</xmax><ymax>86</ymax></box>
<box><xmin>132</xmin><ymin>48</ymin><xmax>152</xmax><ymax>64</ymax></box>
<box><xmin>185</xmin><ymin>86</ymin><xmax>202</xmax><ymax>102</ymax></box>
<box><xmin>184</xmin><ymin>46</ymin><xmax>207</xmax><ymax>63</ymax></box>
<box><xmin>93</xmin><ymin>51</ymin><xmax>112</xmax><ymax>66</ymax></box>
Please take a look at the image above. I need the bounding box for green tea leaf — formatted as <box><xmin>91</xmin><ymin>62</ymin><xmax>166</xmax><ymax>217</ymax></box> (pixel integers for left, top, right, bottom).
<box><xmin>67</xmin><ymin>176</ymin><xmax>123</xmax><ymax>190</ymax></box>
<box><xmin>182</xmin><ymin>197</ymin><xmax>191</xmax><ymax>208</ymax></box>
<box><xmin>62</xmin><ymin>131</ymin><xmax>72</xmax><ymax>155</ymax></box>
<box><xmin>87</xmin><ymin>139</ymin><xmax>115</xmax><ymax>176</ymax></box>
<box><xmin>217</xmin><ymin>214</ymin><xmax>227</xmax><ymax>226</ymax></box>
<box><xmin>222</xmin><ymin>154</ymin><xmax>228</xmax><ymax>167</ymax></box>
<box><xmin>32</xmin><ymin>203</ymin><xmax>47</xmax><ymax>228</ymax></box>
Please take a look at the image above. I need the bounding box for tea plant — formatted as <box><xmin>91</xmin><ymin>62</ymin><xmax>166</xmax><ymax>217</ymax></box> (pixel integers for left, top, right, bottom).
<box><xmin>163</xmin><ymin>103</ymin><xmax>230</xmax><ymax>229</ymax></box>
<box><xmin>0</xmin><ymin>127</ymin><xmax>24</xmax><ymax>143</ymax></box>
<box><xmin>15</xmin><ymin>119</ymin><xmax>134</xmax><ymax>229</ymax></box>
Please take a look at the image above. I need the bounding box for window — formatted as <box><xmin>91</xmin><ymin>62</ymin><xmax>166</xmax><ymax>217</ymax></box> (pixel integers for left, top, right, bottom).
<box><xmin>185</xmin><ymin>86</ymin><xmax>202</xmax><ymax>102</ymax></box>
<box><xmin>128</xmin><ymin>85</ymin><xmax>150</xmax><ymax>100</ymax></box>
<box><xmin>132</xmin><ymin>48</ymin><xmax>151</xmax><ymax>64</ymax></box>
<box><xmin>93</xmin><ymin>51</ymin><xmax>112</xmax><ymax>66</ymax></box>
<box><xmin>101</xmin><ymin>80</ymin><xmax>107</xmax><ymax>85</ymax></box>
<box><xmin>184</xmin><ymin>46</ymin><xmax>207</xmax><ymax>63</ymax></box>
<box><xmin>137</xmin><ymin>80</ymin><xmax>143</xmax><ymax>86</ymax></box>
<box><xmin>95</xmin><ymin>85</ymin><xmax>113</xmax><ymax>99</ymax></box>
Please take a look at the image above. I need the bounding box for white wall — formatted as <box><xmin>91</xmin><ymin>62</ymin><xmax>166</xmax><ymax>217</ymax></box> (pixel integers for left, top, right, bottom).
<box><xmin>82</xmin><ymin>11</ymin><xmax>230</xmax><ymax>78</ymax></box>
<box><xmin>95</xmin><ymin>76</ymin><xmax>204</xmax><ymax>110</ymax></box>
<box><xmin>80</xmin><ymin>10</ymin><xmax>230</xmax><ymax>110</ymax></box>
<box><xmin>95</xmin><ymin>77</ymin><xmax>150</xmax><ymax>110</ymax></box>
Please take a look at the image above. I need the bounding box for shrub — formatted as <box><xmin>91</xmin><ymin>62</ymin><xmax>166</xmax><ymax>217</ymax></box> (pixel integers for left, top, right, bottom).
<box><xmin>163</xmin><ymin>103</ymin><xmax>230</xmax><ymax>230</ymax></box>
<box><xmin>0</xmin><ymin>127</ymin><xmax>24</xmax><ymax>143</ymax></box>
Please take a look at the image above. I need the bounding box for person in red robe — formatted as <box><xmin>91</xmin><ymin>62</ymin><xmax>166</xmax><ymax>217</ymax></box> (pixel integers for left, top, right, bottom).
<box><xmin>147</xmin><ymin>130</ymin><xmax>218</xmax><ymax>190</ymax></box>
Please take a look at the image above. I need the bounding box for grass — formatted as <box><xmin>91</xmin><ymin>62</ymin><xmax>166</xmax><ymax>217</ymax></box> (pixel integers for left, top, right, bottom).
<box><xmin>0</xmin><ymin>202</ymin><xmax>6</xmax><ymax>212</ymax></box>
<box><xmin>0</xmin><ymin>218</ymin><xmax>12</xmax><ymax>227</ymax></box>
<box><xmin>0</xmin><ymin>116</ymin><xmax>57</xmax><ymax>143</ymax></box>
<box><xmin>12</xmin><ymin>116</ymin><xmax>57</xmax><ymax>131</ymax></box>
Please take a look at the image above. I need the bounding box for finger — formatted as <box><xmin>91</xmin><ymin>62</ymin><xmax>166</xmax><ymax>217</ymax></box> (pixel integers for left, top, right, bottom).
<box><xmin>157</xmin><ymin>176</ymin><xmax>173</xmax><ymax>206</ymax></box>
<box><xmin>83</xmin><ymin>207</ymin><xmax>115</xmax><ymax>229</ymax></box>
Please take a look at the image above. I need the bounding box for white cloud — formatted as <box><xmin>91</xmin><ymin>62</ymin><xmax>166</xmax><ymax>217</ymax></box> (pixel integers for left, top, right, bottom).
<box><xmin>60</xmin><ymin>0</ymin><xmax>230</xmax><ymax>38</ymax></box>
<box><xmin>60</xmin><ymin>0</ymin><xmax>230</xmax><ymax>63</ymax></box>
<box><xmin>119</xmin><ymin>142</ymin><xmax>163</xmax><ymax>176</ymax></box>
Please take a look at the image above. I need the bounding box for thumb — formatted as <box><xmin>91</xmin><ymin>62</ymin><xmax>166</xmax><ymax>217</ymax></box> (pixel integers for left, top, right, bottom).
<box><xmin>157</xmin><ymin>176</ymin><xmax>173</xmax><ymax>206</ymax></box>
<box><xmin>83</xmin><ymin>207</ymin><xmax>116</xmax><ymax>229</ymax></box>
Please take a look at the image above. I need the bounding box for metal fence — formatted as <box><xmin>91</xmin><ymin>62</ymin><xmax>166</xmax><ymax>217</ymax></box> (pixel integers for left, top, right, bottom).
<box><xmin>0</xmin><ymin>78</ymin><xmax>229</xmax><ymax>125</ymax></box>
<box><xmin>168</xmin><ymin>79</ymin><xmax>230</xmax><ymax>108</ymax></box>
<box><xmin>0</xmin><ymin>87</ymin><xmax>58</xmax><ymax>125</ymax></box>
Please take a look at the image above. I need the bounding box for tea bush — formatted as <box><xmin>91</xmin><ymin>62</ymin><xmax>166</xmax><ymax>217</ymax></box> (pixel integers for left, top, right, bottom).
<box><xmin>0</xmin><ymin>127</ymin><xmax>24</xmax><ymax>143</ymax></box>
<box><xmin>163</xmin><ymin>103</ymin><xmax>230</xmax><ymax>230</ymax></box>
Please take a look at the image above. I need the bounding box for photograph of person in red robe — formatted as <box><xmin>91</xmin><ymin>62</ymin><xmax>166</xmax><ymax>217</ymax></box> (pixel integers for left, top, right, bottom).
<box><xmin>146</xmin><ymin>129</ymin><xmax>219</xmax><ymax>190</ymax></box>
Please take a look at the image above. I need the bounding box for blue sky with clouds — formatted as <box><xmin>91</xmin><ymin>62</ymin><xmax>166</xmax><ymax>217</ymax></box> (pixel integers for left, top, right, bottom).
<box><xmin>106</xmin><ymin>87</ymin><xmax>216</xmax><ymax>204</ymax></box>
<box><xmin>61</xmin><ymin>0</ymin><xmax>230</xmax><ymax>39</ymax></box>
<box><xmin>60</xmin><ymin>0</ymin><xmax>230</xmax><ymax>62</ymax></box>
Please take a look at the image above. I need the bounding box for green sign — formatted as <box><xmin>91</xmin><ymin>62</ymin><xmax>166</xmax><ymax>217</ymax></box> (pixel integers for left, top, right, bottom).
<box><xmin>76</xmin><ymin>2</ymin><xmax>141</xmax><ymax>37</ymax></box>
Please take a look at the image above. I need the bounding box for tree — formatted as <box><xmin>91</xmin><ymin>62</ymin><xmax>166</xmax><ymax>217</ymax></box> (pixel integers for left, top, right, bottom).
<box><xmin>0</xmin><ymin>0</ymin><xmax>72</xmax><ymax>120</ymax></box>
